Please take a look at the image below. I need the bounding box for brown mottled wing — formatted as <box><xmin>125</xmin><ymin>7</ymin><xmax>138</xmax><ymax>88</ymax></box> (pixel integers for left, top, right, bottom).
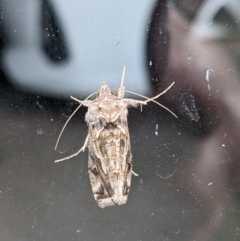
<box><xmin>88</xmin><ymin>121</ymin><xmax>132</xmax><ymax>208</ymax></box>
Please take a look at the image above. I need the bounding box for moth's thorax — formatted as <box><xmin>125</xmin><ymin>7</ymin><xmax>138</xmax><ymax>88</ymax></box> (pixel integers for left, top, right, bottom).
<box><xmin>98</xmin><ymin>99</ymin><xmax>127</xmax><ymax>122</ymax></box>
<box><xmin>86</xmin><ymin>96</ymin><xmax>128</xmax><ymax>124</ymax></box>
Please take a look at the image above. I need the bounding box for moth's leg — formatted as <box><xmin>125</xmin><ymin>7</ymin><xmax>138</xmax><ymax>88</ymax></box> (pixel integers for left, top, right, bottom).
<box><xmin>71</xmin><ymin>96</ymin><xmax>92</xmax><ymax>107</ymax></box>
<box><xmin>55</xmin><ymin>134</ymin><xmax>89</xmax><ymax>163</ymax></box>
<box><xmin>132</xmin><ymin>170</ymin><xmax>138</xmax><ymax>176</ymax></box>
<box><xmin>123</xmin><ymin>99</ymin><xmax>147</xmax><ymax>112</ymax></box>
<box><xmin>124</xmin><ymin>82</ymin><xmax>177</xmax><ymax>118</ymax></box>
<box><xmin>124</xmin><ymin>95</ymin><xmax>177</xmax><ymax>117</ymax></box>
<box><xmin>70</xmin><ymin>96</ymin><xmax>83</xmax><ymax>104</ymax></box>
<box><xmin>123</xmin><ymin>99</ymin><xmax>147</xmax><ymax>107</ymax></box>
<box><xmin>55</xmin><ymin>92</ymin><xmax>95</xmax><ymax>150</ymax></box>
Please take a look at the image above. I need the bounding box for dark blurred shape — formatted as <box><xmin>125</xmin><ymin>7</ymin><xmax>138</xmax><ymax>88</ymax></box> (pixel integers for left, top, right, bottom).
<box><xmin>41</xmin><ymin>0</ymin><xmax>69</xmax><ymax>63</ymax></box>
<box><xmin>147</xmin><ymin>0</ymin><xmax>170</xmax><ymax>90</ymax></box>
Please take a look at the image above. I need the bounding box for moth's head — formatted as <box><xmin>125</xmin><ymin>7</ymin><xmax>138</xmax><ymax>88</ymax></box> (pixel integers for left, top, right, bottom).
<box><xmin>97</xmin><ymin>82</ymin><xmax>115</xmax><ymax>97</ymax></box>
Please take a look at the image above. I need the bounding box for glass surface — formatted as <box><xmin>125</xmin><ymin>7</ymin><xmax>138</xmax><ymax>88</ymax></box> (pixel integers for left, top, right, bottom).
<box><xmin>0</xmin><ymin>0</ymin><xmax>240</xmax><ymax>240</ymax></box>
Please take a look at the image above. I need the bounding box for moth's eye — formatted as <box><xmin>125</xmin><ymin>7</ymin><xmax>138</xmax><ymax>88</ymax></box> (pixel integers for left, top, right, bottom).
<box><xmin>111</xmin><ymin>90</ymin><xmax>115</xmax><ymax>95</ymax></box>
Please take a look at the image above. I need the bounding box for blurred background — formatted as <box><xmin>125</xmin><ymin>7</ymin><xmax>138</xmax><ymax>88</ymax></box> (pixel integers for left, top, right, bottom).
<box><xmin>1</xmin><ymin>0</ymin><xmax>240</xmax><ymax>240</ymax></box>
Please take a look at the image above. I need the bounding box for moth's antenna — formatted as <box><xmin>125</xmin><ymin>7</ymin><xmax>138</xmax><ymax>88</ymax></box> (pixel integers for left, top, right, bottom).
<box><xmin>124</xmin><ymin>82</ymin><xmax>177</xmax><ymax>118</ymax></box>
<box><xmin>145</xmin><ymin>82</ymin><xmax>175</xmax><ymax>103</ymax></box>
<box><xmin>120</xmin><ymin>65</ymin><xmax>126</xmax><ymax>87</ymax></box>
<box><xmin>55</xmin><ymin>91</ymin><xmax>96</xmax><ymax>150</ymax></box>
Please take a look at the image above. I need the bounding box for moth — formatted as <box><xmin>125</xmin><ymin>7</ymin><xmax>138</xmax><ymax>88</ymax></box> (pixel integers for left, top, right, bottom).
<box><xmin>55</xmin><ymin>67</ymin><xmax>177</xmax><ymax>208</ymax></box>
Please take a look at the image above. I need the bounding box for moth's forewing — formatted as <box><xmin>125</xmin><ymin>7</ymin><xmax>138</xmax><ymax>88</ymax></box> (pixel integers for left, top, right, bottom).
<box><xmin>88</xmin><ymin>127</ymin><xmax>132</xmax><ymax>208</ymax></box>
<box><xmin>88</xmin><ymin>152</ymin><xmax>132</xmax><ymax>208</ymax></box>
